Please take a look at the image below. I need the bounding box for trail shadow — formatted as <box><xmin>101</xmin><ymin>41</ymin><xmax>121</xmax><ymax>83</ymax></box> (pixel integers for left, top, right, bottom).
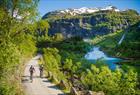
<box><xmin>47</xmin><ymin>86</ymin><xmax>66</xmax><ymax>95</ymax></box>
<box><xmin>21</xmin><ymin>77</ymin><xmax>30</xmax><ymax>83</ymax></box>
<box><xmin>22</xmin><ymin>75</ymin><xmax>30</xmax><ymax>77</ymax></box>
<box><xmin>42</xmin><ymin>79</ymin><xmax>49</xmax><ymax>82</ymax></box>
<box><xmin>22</xmin><ymin>75</ymin><xmax>29</xmax><ymax>83</ymax></box>
<box><xmin>21</xmin><ymin>78</ymin><xmax>29</xmax><ymax>83</ymax></box>
<box><xmin>47</xmin><ymin>85</ymin><xmax>60</xmax><ymax>90</ymax></box>
<box><xmin>32</xmin><ymin>76</ymin><xmax>40</xmax><ymax>78</ymax></box>
<box><xmin>22</xmin><ymin>75</ymin><xmax>41</xmax><ymax>83</ymax></box>
<box><xmin>22</xmin><ymin>75</ymin><xmax>41</xmax><ymax>78</ymax></box>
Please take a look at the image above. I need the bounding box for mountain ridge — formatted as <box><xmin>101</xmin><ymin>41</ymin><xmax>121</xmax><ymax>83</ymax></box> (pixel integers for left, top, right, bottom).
<box><xmin>43</xmin><ymin>5</ymin><xmax>120</xmax><ymax>18</ymax></box>
<box><xmin>42</xmin><ymin>6</ymin><xmax>140</xmax><ymax>38</ymax></box>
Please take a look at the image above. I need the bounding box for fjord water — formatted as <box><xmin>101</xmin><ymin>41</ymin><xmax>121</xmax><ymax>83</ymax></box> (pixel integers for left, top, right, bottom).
<box><xmin>85</xmin><ymin>47</ymin><xmax>122</xmax><ymax>69</ymax></box>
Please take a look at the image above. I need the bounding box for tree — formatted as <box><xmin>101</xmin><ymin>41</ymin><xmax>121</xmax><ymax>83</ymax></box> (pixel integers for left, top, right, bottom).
<box><xmin>119</xmin><ymin>70</ymin><xmax>137</xmax><ymax>95</ymax></box>
<box><xmin>63</xmin><ymin>59</ymin><xmax>73</xmax><ymax>71</ymax></box>
<box><xmin>43</xmin><ymin>48</ymin><xmax>61</xmax><ymax>72</ymax></box>
<box><xmin>81</xmin><ymin>65</ymin><xmax>137</xmax><ymax>95</ymax></box>
<box><xmin>53</xmin><ymin>33</ymin><xmax>64</xmax><ymax>41</ymax></box>
<box><xmin>0</xmin><ymin>0</ymin><xmax>39</xmax><ymax>94</ymax></box>
<box><xmin>36</xmin><ymin>20</ymin><xmax>50</xmax><ymax>40</ymax></box>
<box><xmin>0</xmin><ymin>0</ymin><xmax>39</xmax><ymax>42</ymax></box>
<box><xmin>71</xmin><ymin>62</ymin><xmax>81</xmax><ymax>74</ymax></box>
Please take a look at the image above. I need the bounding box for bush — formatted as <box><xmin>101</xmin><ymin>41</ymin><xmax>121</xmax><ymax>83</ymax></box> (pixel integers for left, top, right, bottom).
<box><xmin>81</xmin><ymin>64</ymin><xmax>137</xmax><ymax>95</ymax></box>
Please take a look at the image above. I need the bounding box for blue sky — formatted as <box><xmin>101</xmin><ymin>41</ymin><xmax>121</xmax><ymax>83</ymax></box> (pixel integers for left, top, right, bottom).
<box><xmin>38</xmin><ymin>0</ymin><xmax>140</xmax><ymax>16</ymax></box>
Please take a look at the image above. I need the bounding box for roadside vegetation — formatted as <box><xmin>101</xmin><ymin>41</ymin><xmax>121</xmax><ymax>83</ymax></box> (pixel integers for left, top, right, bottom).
<box><xmin>0</xmin><ymin>0</ymin><xmax>40</xmax><ymax>94</ymax></box>
<box><xmin>90</xmin><ymin>22</ymin><xmax>140</xmax><ymax>94</ymax></box>
<box><xmin>38</xmin><ymin>34</ymin><xmax>139</xmax><ymax>94</ymax></box>
<box><xmin>0</xmin><ymin>0</ymin><xmax>140</xmax><ymax>95</ymax></box>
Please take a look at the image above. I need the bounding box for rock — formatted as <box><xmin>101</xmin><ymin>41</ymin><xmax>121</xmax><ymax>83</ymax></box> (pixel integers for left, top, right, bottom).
<box><xmin>70</xmin><ymin>87</ymin><xmax>79</xmax><ymax>95</ymax></box>
<box><xmin>97</xmin><ymin>91</ymin><xmax>105</xmax><ymax>95</ymax></box>
<box><xmin>87</xmin><ymin>91</ymin><xmax>93</xmax><ymax>95</ymax></box>
<box><xmin>86</xmin><ymin>91</ymin><xmax>105</xmax><ymax>95</ymax></box>
<box><xmin>59</xmin><ymin>80</ymin><xmax>67</xmax><ymax>89</ymax></box>
<box><xmin>51</xmin><ymin>75</ymin><xmax>58</xmax><ymax>83</ymax></box>
<box><xmin>48</xmin><ymin>71</ymin><xmax>52</xmax><ymax>78</ymax></box>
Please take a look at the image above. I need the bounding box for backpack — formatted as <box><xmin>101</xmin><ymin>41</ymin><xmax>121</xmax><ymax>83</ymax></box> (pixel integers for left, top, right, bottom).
<box><xmin>30</xmin><ymin>67</ymin><xmax>34</xmax><ymax>72</ymax></box>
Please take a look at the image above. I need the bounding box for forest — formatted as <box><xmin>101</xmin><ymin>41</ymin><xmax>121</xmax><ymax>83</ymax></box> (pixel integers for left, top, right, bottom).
<box><xmin>0</xmin><ymin>0</ymin><xmax>140</xmax><ymax>95</ymax></box>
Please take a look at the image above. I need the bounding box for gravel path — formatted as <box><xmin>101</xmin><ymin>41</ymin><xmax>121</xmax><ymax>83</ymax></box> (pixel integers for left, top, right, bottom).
<box><xmin>22</xmin><ymin>55</ymin><xmax>64</xmax><ymax>95</ymax></box>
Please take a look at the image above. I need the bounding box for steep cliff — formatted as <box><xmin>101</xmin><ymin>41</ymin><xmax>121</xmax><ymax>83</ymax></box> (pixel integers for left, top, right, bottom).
<box><xmin>43</xmin><ymin>7</ymin><xmax>140</xmax><ymax>38</ymax></box>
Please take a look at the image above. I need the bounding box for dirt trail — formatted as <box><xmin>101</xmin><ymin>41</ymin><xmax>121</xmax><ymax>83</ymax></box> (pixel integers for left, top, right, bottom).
<box><xmin>22</xmin><ymin>55</ymin><xmax>64</xmax><ymax>95</ymax></box>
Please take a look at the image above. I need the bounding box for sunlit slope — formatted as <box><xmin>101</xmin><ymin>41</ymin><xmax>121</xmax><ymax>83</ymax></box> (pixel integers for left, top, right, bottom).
<box><xmin>91</xmin><ymin>22</ymin><xmax>140</xmax><ymax>59</ymax></box>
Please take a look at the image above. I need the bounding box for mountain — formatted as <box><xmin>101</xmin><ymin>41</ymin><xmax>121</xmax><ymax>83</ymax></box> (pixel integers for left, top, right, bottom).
<box><xmin>43</xmin><ymin>5</ymin><xmax>120</xmax><ymax>18</ymax></box>
<box><xmin>42</xmin><ymin>6</ymin><xmax>140</xmax><ymax>38</ymax></box>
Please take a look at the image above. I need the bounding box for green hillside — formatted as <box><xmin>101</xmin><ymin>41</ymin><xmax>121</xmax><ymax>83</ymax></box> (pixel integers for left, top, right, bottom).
<box><xmin>91</xmin><ymin>22</ymin><xmax>140</xmax><ymax>59</ymax></box>
<box><xmin>0</xmin><ymin>0</ymin><xmax>140</xmax><ymax>95</ymax></box>
<box><xmin>91</xmin><ymin>22</ymin><xmax>140</xmax><ymax>74</ymax></box>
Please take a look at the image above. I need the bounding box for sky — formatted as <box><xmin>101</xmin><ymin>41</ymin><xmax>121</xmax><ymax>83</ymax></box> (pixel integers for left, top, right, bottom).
<box><xmin>38</xmin><ymin>0</ymin><xmax>140</xmax><ymax>16</ymax></box>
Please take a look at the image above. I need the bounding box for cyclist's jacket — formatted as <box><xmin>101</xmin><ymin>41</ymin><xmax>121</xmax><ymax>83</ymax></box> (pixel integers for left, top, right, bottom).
<box><xmin>29</xmin><ymin>67</ymin><xmax>35</xmax><ymax>73</ymax></box>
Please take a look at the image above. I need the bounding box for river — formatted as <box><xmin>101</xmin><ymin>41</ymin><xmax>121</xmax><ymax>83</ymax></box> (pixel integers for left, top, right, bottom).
<box><xmin>85</xmin><ymin>47</ymin><xmax>122</xmax><ymax>69</ymax></box>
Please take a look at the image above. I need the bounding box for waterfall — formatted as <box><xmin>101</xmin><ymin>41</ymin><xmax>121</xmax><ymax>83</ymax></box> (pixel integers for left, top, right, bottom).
<box><xmin>118</xmin><ymin>33</ymin><xmax>126</xmax><ymax>45</ymax></box>
<box><xmin>118</xmin><ymin>20</ymin><xmax>129</xmax><ymax>45</ymax></box>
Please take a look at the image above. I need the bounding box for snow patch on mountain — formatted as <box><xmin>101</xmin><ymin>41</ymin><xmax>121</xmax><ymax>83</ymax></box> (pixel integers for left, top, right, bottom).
<box><xmin>56</xmin><ymin>5</ymin><xmax>120</xmax><ymax>16</ymax></box>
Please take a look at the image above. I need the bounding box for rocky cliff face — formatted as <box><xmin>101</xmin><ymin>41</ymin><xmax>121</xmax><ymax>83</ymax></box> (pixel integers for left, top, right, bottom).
<box><xmin>43</xmin><ymin>7</ymin><xmax>140</xmax><ymax>38</ymax></box>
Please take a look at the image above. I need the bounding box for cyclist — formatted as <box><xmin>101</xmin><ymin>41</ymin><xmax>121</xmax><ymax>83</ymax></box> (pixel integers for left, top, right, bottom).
<box><xmin>39</xmin><ymin>65</ymin><xmax>44</xmax><ymax>78</ymax></box>
<box><xmin>29</xmin><ymin>65</ymin><xmax>35</xmax><ymax>82</ymax></box>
